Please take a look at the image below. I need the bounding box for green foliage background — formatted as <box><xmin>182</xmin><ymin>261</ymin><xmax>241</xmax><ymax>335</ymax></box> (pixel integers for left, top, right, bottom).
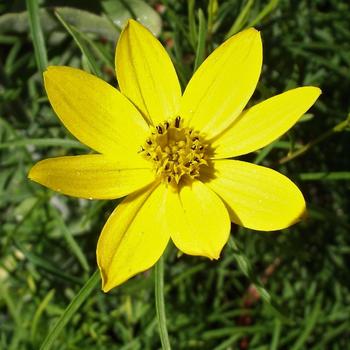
<box><xmin>0</xmin><ymin>0</ymin><xmax>349</xmax><ymax>349</ymax></box>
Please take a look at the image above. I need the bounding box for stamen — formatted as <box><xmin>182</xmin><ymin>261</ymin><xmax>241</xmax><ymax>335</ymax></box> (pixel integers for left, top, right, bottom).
<box><xmin>175</xmin><ymin>116</ymin><xmax>181</xmax><ymax>128</ymax></box>
<box><xmin>140</xmin><ymin>117</ymin><xmax>209</xmax><ymax>187</ymax></box>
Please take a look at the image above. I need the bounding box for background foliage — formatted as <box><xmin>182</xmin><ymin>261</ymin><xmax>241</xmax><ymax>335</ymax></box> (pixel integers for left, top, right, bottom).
<box><xmin>0</xmin><ymin>0</ymin><xmax>349</xmax><ymax>349</ymax></box>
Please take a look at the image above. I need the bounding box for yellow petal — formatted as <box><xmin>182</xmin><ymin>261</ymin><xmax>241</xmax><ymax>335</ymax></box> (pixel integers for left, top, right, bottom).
<box><xmin>180</xmin><ymin>28</ymin><xmax>262</xmax><ymax>139</ymax></box>
<box><xmin>212</xmin><ymin>87</ymin><xmax>322</xmax><ymax>158</ymax></box>
<box><xmin>44</xmin><ymin>66</ymin><xmax>149</xmax><ymax>156</ymax></box>
<box><xmin>116</xmin><ymin>19</ymin><xmax>181</xmax><ymax>125</ymax></box>
<box><xmin>28</xmin><ymin>154</ymin><xmax>155</xmax><ymax>199</ymax></box>
<box><xmin>207</xmin><ymin>160</ymin><xmax>306</xmax><ymax>231</ymax></box>
<box><xmin>165</xmin><ymin>180</ymin><xmax>230</xmax><ymax>259</ymax></box>
<box><xmin>97</xmin><ymin>183</ymin><xmax>169</xmax><ymax>291</ymax></box>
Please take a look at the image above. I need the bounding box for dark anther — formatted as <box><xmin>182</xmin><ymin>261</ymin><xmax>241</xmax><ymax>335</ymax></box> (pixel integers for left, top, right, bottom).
<box><xmin>184</xmin><ymin>162</ymin><xmax>191</xmax><ymax>167</ymax></box>
<box><xmin>191</xmin><ymin>144</ymin><xmax>196</xmax><ymax>150</ymax></box>
<box><xmin>199</xmin><ymin>146</ymin><xmax>204</xmax><ymax>150</ymax></box>
<box><xmin>192</xmin><ymin>136</ymin><xmax>199</xmax><ymax>141</ymax></box>
<box><xmin>164</xmin><ymin>121</ymin><xmax>169</xmax><ymax>129</ymax></box>
<box><xmin>194</xmin><ymin>157</ymin><xmax>199</xmax><ymax>162</ymax></box>
<box><xmin>146</xmin><ymin>152</ymin><xmax>151</xmax><ymax>157</ymax></box>
<box><xmin>190</xmin><ymin>169</ymin><xmax>197</xmax><ymax>176</ymax></box>
<box><xmin>154</xmin><ymin>155</ymin><xmax>159</xmax><ymax>161</ymax></box>
<box><xmin>156</xmin><ymin>125</ymin><xmax>163</xmax><ymax>134</ymax></box>
<box><xmin>175</xmin><ymin>116</ymin><xmax>181</xmax><ymax>128</ymax></box>
<box><xmin>167</xmin><ymin>176</ymin><xmax>172</xmax><ymax>183</ymax></box>
<box><xmin>146</xmin><ymin>139</ymin><xmax>152</xmax><ymax>145</ymax></box>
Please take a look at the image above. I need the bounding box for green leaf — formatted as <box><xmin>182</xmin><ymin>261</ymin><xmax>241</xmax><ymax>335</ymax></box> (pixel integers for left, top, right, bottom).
<box><xmin>50</xmin><ymin>206</ymin><xmax>90</xmax><ymax>272</ymax></box>
<box><xmin>40</xmin><ymin>270</ymin><xmax>100</xmax><ymax>350</ymax></box>
<box><xmin>226</xmin><ymin>0</ymin><xmax>254</xmax><ymax>38</ymax></box>
<box><xmin>193</xmin><ymin>9</ymin><xmax>207</xmax><ymax>72</ymax></box>
<box><xmin>187</xmin><ymin>0</ymin><xmax>197</xmax><ymax>48</ymax></box>
<box><xmin>290</xmin><ymin>297</ymin><xmax>322</xmax><ymax>350</ymax></box>
<box><xmin>26</xmin><ymin>0</ymin><xmax>48</xmax><ymax>74</ymax></box>
<box><xmin>299</xmin><ymin>172</ymin><xmax>350</xmax><ymax>181</ymax></box>
<box><xmin>102</xmin><ymin>0</ymin><xmax>162</xmax><ymax>36</ymax></box>
<box><xmin>270</xmin><ymin>319</ymin><xmax>282</xmax><ymax>350</ymax></box>
<box><xmin>15</xmin><ymin>242</ymin><xmax>83</xmax><ymax>285</ymax></box>
<box><xmin>0</xmin><ymin>7</ymin><xmax>119</xmax><ymax>42</ymax></box>
<box><xmin>0</xmin><ymin>138</ymin><xmax>87</xmax><ymax>150</ymax></box>
<box><xmin>56</xmin><ymin>7</ymin><xmax>119</xmax><ymax>41</ymax></box>
<box><xmin>248</xmin><ymin>0</ymin><xmax>279</xmax><ymax>27</ymax></box>
<box><xmin>30</xmin><ymin>289</ymin><xmax>55</xmax><ymax>343</ymax></box>
<box><xmin>55</xmin><ymin>11</ymin><xmax>100</xmax><ymax>76</ymax></box>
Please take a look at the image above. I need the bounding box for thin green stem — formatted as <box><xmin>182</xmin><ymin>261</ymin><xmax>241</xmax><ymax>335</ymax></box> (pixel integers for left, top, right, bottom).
<box><xmin>279</xmin><ymin>114</ymin><xmax>350</xmax><ymax>164</ymax></box>
<box><xmin>155</xmin><ymin>256</ymin><xmax>171</xmax><ymax>350</ymax></box>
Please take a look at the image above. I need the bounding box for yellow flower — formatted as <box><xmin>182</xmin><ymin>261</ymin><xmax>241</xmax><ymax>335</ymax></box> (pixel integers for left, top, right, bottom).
<box><xmin>29</xmin><ymin>20</ymin><xmax>321</xmax><ymax>292</ymax></box>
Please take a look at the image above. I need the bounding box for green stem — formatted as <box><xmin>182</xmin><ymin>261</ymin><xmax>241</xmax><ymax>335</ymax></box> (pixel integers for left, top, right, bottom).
<box><xmin>155</xmin><ymin>256</ymin><xmax>171</xmax><ymax>350</ymax></box>
<box><xmin>279</xmin><ymin>114</ymin><xmax>350</xmax><ymax>164</ymax></box>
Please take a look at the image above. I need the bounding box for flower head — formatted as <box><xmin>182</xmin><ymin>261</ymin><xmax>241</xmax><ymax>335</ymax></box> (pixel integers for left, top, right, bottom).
<box><xmin>29</xmin><ymin>20</ymin><xmax>321</xmax><ymax>292</ymax></box>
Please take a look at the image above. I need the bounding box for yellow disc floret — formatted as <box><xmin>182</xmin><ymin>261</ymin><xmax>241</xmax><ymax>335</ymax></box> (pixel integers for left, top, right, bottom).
<box><xmin>140</xmin><ymin>116</ymin><xmax>209</xmax><ymax>186</ymax></box>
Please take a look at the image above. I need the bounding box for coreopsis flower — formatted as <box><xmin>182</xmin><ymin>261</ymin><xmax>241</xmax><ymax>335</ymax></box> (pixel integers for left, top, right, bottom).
<box><xmin>29</xmin><ymin>20</ymin><xmax>320</xmax><ymax>292</ymax></box>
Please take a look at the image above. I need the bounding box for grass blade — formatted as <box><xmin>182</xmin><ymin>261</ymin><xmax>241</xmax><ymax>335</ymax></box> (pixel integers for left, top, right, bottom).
<box><xmin>40</xmin><ymin>270</ymin><xmax>100</xmax><ymax>350</ymax></box>
<box><xmin>193</xmin><ymin>9</ymin><xmax>207</xmax><ymax>72</ymax></box>
<box><xmin>187</xmin><ymin>0</ymin><xmax>197</xmax><ymax>48</ymax></box>
<box><xmin>248</xmin><ymin>0</ymin><xmax>279</xmax><ymax>27</ymax></box>
<box><xmin>51</xmin><ymin>207</ymin><xmax>90</xmax><ymax>272</ymax></box>
<box><xmin>0</xmin><ymin>138</ymin><xmax>87</xmax><ymax>150</ymax></box>
<box><xmin>31</xmin><ymin>289</ymin><xmax>55</xmax><ymax>343</ymax></box>
<box><xmin>55</xmin><ymin>11</ymin><xmax>100</xmax><ymax>76</ymax></box>
<box><xmin>270</xmin><ymin>319</ymin><xmax>282</xmax><ymax>350</ymax></box>
<box><xmin>26</xmin><ymin>0</ymin><xmax>48</xmax><ymax>74</ymax></box>
<box><xmin>299</xmin><ymin>172</ymin><xmax>350</xmax><ymax>181</ymax></box>
<box><xmin>290</xmin><ymin>297</ymin><xmax>322</xmax><ymax>350</ymax></box>
<box><xmin>15</xmin><ymin>242</ymin><xmax>83</xmax><ymax>285</ymax></box>
<box><xmin>225</xmin><ymin>0</ymin><xmax>254</xmax><ymax>38</ymax></box>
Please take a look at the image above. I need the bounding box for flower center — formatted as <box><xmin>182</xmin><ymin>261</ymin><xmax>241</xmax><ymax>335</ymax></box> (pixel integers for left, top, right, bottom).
<box><xmin>140</xmin><ymin>116</ymin><xmax>209</xmax><ymax>187</ymax></box>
